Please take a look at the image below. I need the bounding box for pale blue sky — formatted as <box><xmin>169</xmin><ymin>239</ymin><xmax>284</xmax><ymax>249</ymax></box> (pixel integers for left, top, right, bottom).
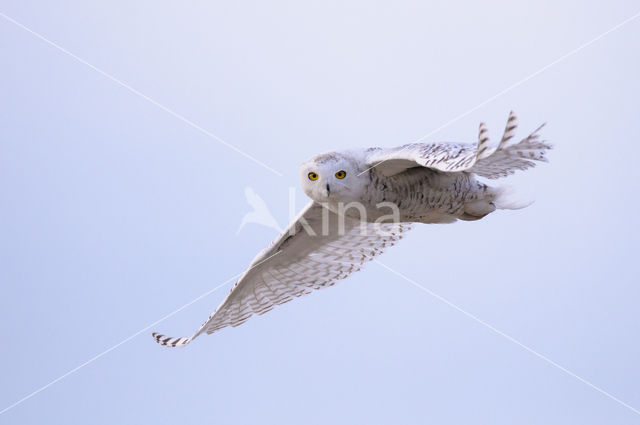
<box><xmin>1</xmin><ymin>1</ymin><xmax>640</xmax><ymax>424</ymax></box>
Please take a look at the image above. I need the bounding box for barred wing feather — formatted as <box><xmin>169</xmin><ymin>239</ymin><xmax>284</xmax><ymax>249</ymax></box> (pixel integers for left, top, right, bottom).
<box><xmin>366</xmin><ymin>112</ymin><xmax>551</xmax><ymax>179</ymax></box>
<box><xmin>153</xmin><ymin>202</ymin><xmax>411</xmax><ymax>347</ymax></box>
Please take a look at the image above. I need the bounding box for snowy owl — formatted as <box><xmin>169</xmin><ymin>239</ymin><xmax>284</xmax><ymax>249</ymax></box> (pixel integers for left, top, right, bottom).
<box><xmin>153</xmin><ymin>112</ymin><xmax>550</xmax><ymax>347</ymax></box>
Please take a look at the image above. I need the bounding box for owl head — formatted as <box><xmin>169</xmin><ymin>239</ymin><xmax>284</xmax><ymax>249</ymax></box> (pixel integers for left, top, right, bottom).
<box><xmin>299</xmin><ymin>151</ymin><xmax>369</xmax><ymax>203</ymax></box>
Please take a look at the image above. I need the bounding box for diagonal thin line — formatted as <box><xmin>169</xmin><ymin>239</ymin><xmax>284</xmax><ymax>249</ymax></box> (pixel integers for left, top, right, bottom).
<box><xmin>374</xmin><ymin>259</ymin><xmax>640</xmax><ymax>416</ymax></box>
<box><xmin>0</xmin><ymin>11</ymin><xmax>283</xmax><ymax>177</ymax></box>
<box><xmin>0</xmin><ymin>251</ymin><xmax>282</xmax><ymax>416</ymax></box>
<box><xmin>358</xmin><ymin>10</ymin><xmax>640</xmax><ymax>176</ymax></box>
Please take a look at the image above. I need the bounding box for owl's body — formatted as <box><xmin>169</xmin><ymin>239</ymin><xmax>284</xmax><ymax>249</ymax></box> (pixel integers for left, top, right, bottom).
<box><xmin>153</xmin><ymin>112</ymin><xmax>550</xmax><ymax>348</ymax></box>
<box><xmin>328</xmin><ymin>161</ymin><xmax>494</xmax><ymax>224</ymax></box>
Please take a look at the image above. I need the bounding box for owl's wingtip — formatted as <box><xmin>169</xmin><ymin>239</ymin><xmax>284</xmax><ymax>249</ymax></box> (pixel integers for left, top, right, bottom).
<box><xmin>152</xmin><ymin>332</ymin><xmax>192</xmax><ymax>348</ymax></box>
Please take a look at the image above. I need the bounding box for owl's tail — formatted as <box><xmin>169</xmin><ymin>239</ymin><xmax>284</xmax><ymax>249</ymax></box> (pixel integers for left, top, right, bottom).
<box><xmin>460</xmin><ymin>185</ymin><xmax>533</xmax><ymax>221</ymax></box>
<box><xmin>492</xmin><ymin>185</ymin><xmax>534</xmax><ymax>210</ymax></box>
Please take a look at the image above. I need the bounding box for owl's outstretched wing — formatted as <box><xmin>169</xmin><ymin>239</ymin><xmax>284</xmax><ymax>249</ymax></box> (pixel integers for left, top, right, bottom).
<box><xmin>366</xmin><ymin>112</ymin><xmax>551</xmax><ymax>179</ymax></box>
<box><xmin>153</xmin><ymin>202</ymin><xmax>411</xmax><ymax>347</ymax></box>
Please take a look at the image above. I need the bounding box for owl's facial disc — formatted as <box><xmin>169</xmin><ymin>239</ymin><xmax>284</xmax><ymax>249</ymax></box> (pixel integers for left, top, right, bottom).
<box><xmin>299</xmin><ymin>152</ymin><xmax>367</xmax><ymax>203</ymax></box>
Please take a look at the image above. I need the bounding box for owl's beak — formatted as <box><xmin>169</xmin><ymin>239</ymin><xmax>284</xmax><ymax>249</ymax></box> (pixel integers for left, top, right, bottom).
<box><xmin>321</xmin><ymin>183</ymin><xmax>330</xmax><ymax>197</ymax></box>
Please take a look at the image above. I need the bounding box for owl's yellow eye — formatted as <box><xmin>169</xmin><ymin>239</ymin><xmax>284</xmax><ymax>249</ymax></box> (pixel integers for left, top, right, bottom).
<box><xmin>308</xmin><ymin>172</ymin><xmax>319</xmax><ymax>181</ymax></box>
<box><xmin>335</xmin><ymin>170</ymin><xmax>347</xmax><ymax>179</ymax></box>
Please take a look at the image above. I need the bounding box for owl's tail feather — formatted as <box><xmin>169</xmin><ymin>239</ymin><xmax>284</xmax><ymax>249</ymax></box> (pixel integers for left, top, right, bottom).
<box><xmin>492</xmin><ymin>185</ymin><xmax>534</xmax><ymax>210</ymax></box>
<box><xmin>152</xmin><ymin>332</ymin><xmax>193</xmax><ymax>348</ymax></box>
<box><xmin>461</xmin><ymin>183</ymin><xmax>533</xmax><ymax>221</ymax></box>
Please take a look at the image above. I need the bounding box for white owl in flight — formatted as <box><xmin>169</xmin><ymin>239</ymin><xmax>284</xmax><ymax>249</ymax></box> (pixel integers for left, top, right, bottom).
<box><xmin>153</xmin><ymin>112</ymin><xmax>550</xmax><ymax>347</ymax></box>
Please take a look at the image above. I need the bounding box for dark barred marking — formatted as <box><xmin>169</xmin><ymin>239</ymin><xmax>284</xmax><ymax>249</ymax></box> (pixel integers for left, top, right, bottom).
<box><xmin>499</xmin><ymin>111</ymin><xmax>519</xmax><ymax>148</ymax></box>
